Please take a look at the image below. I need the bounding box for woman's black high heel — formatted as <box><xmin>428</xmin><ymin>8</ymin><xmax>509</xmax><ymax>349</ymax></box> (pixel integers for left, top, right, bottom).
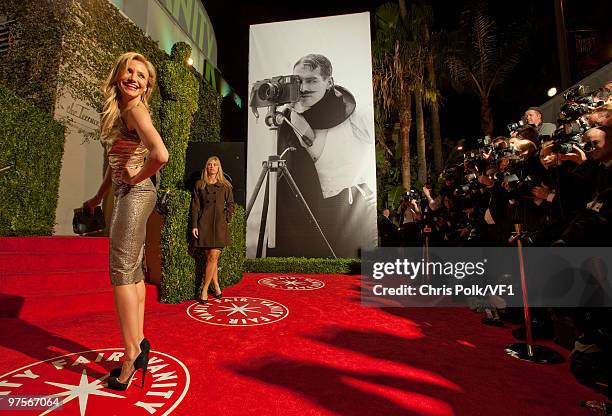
<box><xmin>214</xmin><ymin>291</ymin><xmax>222</xmax><ymax>299</ymax></box>
<box><xmin>110</xmin><ymin>338</ymin><xmax>150</xmax><ymax>378</ymax></box>
<box><xmin>107</xmin><ymin>351</ymin><xmax>147</xmax><ymax>390</ymax></box>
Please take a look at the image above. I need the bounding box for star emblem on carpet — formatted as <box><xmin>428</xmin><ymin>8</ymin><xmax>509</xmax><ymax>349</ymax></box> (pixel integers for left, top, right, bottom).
<box><xmin>42</xmin><ymin>369</ymin><xmax>123</xmax><ymax>416</ymax></box>
<box><xmin>187</xmin><ymin>297</ymin><xmax>289</xmax><ymax>326</ymax></box>
<box><xmin>258</xmin><ymin>276</ymin><xmax>325</xmax><ymax>290</ymax></box>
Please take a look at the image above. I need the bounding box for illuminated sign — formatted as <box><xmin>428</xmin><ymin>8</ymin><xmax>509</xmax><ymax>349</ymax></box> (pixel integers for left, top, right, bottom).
<box><xmin>160</xmin><ymin>0</ymin><xmax>216</xmax><ymax>62</ymax></box>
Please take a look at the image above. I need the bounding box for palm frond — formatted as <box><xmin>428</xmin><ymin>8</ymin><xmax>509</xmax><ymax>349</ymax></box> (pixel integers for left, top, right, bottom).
<box><xmin>471</xmin><ymin>10</ymin><xmax>497</xmax><ymax>84</ymax></box>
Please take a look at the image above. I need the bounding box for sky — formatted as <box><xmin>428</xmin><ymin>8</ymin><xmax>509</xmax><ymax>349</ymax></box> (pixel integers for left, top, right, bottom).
<box><xmin>202</xmin><ymin>0</ymin><xmax>612</xmax><ymax>145</ymax></box>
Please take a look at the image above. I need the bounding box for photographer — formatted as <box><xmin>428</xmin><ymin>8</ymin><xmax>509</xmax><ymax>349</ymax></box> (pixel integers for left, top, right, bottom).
<box><xmin>528</xmin><ymin>141</ymin><xmax>592</xmax><ymax>244</ymax></box>
<box><xmin>422</xmin><ymin>169</ymin><xmax>459</xmax><ymax>211</ymax></box>
<box><xmin>495</xmin><ymin>132</ymin><xmax>548</xmax><ymax>236</ymax></box>
<box><xmin>522</xmin><ymin>106</ymin><xmax>557</xmax><ymax>139</ymax></box>
<box><xmin>398</xmin><ymin>193</ymin><xmax>422</xmax><ymax>246</ymax></box>
<box><xmin>478</xmin><ymin>166</ymin><xmax>513</xmax><ymax>245</ymax></box>
<box><xmin>453</xmin><ymin>198</ymin><xmax>487</xmax><ymax>246</ymax></box>
<box><xmin>270</xmin><ymin>53</ymin><xmax>377</xmax><ymax>258</ymax></box>
<box><xmin>556</xmin><ymin>126</ymin><xmax>612</xmax><ymax>245</ymax></box>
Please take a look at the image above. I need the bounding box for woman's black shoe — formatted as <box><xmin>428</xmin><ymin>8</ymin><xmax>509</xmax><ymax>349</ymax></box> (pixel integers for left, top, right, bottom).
<box><xmin>107</xmin><ymin>350</ymin><xmax>148</xmax><ymax>391</ymax></box>
<box><xmin>197</xmin><ymin>297</ymin><xmax>208</xmax><ymax>305</ymax></box>
<box><xmin>214</xmin><ymin>291</ymin><xmax>222</xmax><ymax>299</ymax></box>
<box><xmin>110</xmin><ymin>338</ymin><xmax>150</xmax><ymax>378</ymax></box>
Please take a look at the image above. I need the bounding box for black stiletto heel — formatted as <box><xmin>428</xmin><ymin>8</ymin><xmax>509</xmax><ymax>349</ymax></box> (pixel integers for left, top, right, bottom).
<box><xmin>107</xmin><ymin>352</ymin><xmax>147</xmax><ymax>391</ymax></box>
<box><xmin>196</xmin><ymin>290</ymin><xmax>208</xmax><ymax>304</ymax></box>
<box><xmin>110</xmin><ymin>338</ymin><xmax>150</xmax><ymax>378</ymax></box>
<box><xmin>214</xmin><ymin>291</ymin><xmax>222</xmax><ymax>299</ymax></box>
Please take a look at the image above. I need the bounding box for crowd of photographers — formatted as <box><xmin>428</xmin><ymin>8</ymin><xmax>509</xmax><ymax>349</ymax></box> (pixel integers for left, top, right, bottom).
<box><xmin>378</xmin><ymin>81</ymin><xmax>612</xmax><ymax>397</ymax></box>
<box><xmin>380</xmin><ymin>83</ymin><xmax>612</xmax><ymax>249</ymax></box>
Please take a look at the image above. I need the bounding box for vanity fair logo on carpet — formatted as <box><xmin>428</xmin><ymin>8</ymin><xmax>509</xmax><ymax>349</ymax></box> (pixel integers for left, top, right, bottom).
<box><xmin>187</xmin><ymin>297</ymin><xmax>289</xmax><ymax>326</ymax></box>
<box><xmin>0</xmin><ymin>349</ymin><xmax>189</xmax><ymax>415</ymax></box>
<box><xmin>258</xmin><ymin>276</ymin><xmax>325</xmax><ymax>290</ymax></box>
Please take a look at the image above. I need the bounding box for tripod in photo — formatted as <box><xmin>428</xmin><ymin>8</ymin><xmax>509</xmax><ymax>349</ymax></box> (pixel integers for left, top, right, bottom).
<box><xmin>246</xmin><ymin>105</ymin><xmax>337</xmax><ymax>258</ymax></box>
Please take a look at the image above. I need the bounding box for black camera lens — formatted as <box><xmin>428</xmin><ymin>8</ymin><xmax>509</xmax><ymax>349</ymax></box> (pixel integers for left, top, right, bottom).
<box><xmin>583</xmin><ymin>141</ymin><xmax>595</xmax><ymax>152</ymax></box>
<box><xmin>258</xmin><ymin>81</ymin><xmax>281</xmax><ymax>100</ymax></box>
<box><xmin>507</xmin><ymin>120</ymin><xmax>525</xmax><ymax>132</ymax></box>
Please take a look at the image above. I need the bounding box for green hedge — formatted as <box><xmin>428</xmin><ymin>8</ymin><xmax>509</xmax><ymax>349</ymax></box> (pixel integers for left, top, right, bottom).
<box><xmin>190</xmin><ymin>74</ymin><xmax>222</xmax><ymax>142</ymax></box>
<box><xmin>245</xmin><ymin>257</ymin><xmax>361</xmax><ymax>274</ymax></box>
<box><xmin>218</xmin><ymin>205</ymin><xmax>246</xmax><ymax>288</ymax></box>
<box><xmin>0</xmin><ymin>84</ymin><xmax>65</xmax><ymax>235</ymax></box>
<box><xmin>158</xmin><ymin>43</ymin><xmax>199</xmax><ymax>303</ymax></box>
<box><xmin>0</xmin><ymin>0</ymin><xmax>65</xmax><ymax>114</ymax></box>
<box><xmin>159</xmin><ymin>190</ymin><xmax>193</xmax><ymax>303</ymax></box>
<box><xmin>157</xmin><ymin>43</ymin><xmax>199</xmax><ymax>192</ymax></box>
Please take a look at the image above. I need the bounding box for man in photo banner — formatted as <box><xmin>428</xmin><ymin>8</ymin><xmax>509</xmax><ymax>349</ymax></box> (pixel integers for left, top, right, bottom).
<box><xmin>269</xmin><ymin>54</ymin><xmax>377</xmax><ymax>258</ymax></box>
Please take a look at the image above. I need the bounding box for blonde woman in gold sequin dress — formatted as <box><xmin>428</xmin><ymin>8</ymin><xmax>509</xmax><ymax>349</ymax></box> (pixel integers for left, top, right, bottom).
<box><xmin>84</xmin><ymin>52</ymin><xmax>168</xmax><ymax>391</ymax></box>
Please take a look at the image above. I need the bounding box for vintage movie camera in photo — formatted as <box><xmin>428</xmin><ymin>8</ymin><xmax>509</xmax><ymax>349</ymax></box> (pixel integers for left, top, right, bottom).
<box><xmin>249</xmin><ymin>75</ymin><xmax>301</xmax><ymax>123</ymax></box>
<box><xmin>550</xmin><ymin>84</ymin><xmax>607</xmax><ymax>154</ymax></box>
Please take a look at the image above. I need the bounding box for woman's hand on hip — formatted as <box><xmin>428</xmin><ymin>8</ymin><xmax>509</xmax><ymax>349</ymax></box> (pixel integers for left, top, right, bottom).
<box><xmin>192</xmin><ymin>228</ymin><xmax>199</xmax><ymax>239</ymax></box>
<box><xmin>122</xmin><ymin>166</ymin><xmax>142</xmax><ymax>185</ymax></box>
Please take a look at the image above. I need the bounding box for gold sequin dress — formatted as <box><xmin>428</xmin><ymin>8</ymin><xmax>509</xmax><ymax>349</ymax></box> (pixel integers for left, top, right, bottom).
<box><xmin>106</xmin><ymin>110</ymin><xmax>156</xmax><ymax>286</ymax></box>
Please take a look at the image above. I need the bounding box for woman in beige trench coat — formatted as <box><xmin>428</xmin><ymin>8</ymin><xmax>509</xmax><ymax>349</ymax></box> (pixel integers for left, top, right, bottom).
<box><xmin>191</xmin><ymin>156</ymin><xmax>234</xmax><ymax>304</ymax></box>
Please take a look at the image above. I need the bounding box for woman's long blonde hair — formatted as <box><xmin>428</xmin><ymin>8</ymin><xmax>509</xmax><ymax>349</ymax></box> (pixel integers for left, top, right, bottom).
<box><xmin>100</xmin><ymin>52</ymin><xmax>156</xmax><ymax>147</ymax></box>
<box><xmin>196</xmin><ymin>156</ymin><xmax>233</xmax><ymax>189</ymax></box>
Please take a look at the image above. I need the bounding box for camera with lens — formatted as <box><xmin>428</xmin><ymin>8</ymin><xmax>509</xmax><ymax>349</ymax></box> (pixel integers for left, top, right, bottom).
<box><xmin>563</xmin><ymin>84</ymin><xmax>591</xmax><ymax>102</ymax></box>
<box><xmin>476</xmin><ymin>136</ymin><xmax>492</xmax><ymax>150</ymax></box>
<box><xmin>503</xmin><ymin>170</ymin><xmax>539</xmax><ymax>199</ymax></box>
<box><xmin>551</xmin><ymin>122</ymin><xmax>590</xmax><ymax>154</ymax></box>
<box><xmin>558</xmin><ymin>102</ymin><xmax>603</xmax><ymax>123</ymax></box>
<box><xmin>249</xmin><ymin>75</ymin><xmax>301</xmax><ymax>109</ymax></box>
<box><xmin>465</xmin><ymin>173</ymin><xmax>478</xmax><ymax>183</ymax></box>
<box><xmin>550</xmin><ymin>85</ymin><xmax>605</xmax><ymax>155</ymax></box>
<box><xmin>442</xmin><ymin>166</ymin><xmax>460</xmax><ymax>183</ymax></box>
<box><xmin>558</xmin><ymin>84</ymin><xmax>605</xmax><ymax>124</ymax></box>
<box><xmin>493</xmin><ymin>144</ymin><xmax>520</xmax><ymax>161</ymax></box>
<box><xmin>507</xmin><ymin>119</ymin><xmax>526</xmax><ymax>133</ymax></box>
<box><xmin>551</xmin><ymin>137</ymin><xmax>585</xmax><ymax>154</ymax></box>
<box><xmin>403</xmin><ymin>189</ymin><xmax>420</xmax><ymax>201</ymax></box>
<box><xmin>454</xmin><ymin>184</ymin><xmax>472</xmax><ymax>197</ymax></box>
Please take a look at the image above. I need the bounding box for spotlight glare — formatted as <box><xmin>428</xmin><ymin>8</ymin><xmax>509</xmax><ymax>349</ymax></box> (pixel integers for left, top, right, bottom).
<box><xmin>547</xmin><ymin>87</ymin><xmax>557</xmax><ymax>97</ymax></box>
<box><xmin>187</xmin><ymin>57</ymin><xmax>194</xmax><ymax>66</ymax></box>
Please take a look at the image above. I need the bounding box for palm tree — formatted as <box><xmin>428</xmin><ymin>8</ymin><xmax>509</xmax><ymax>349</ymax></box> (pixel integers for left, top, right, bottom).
<box><xmin>372</xmin><ymin>2</ymin><xmax>418</xmax><ymax>191</ymax></box>
<box><xmin>399</xmin><ymin>0</ymin><xmax>448</xmax><ymax>182</ymax></box>
<box><xmin>446</xmin><ymin>3</ymin><xmax>523</xmax><ymax>137</ymax></box>
<box><xmin>399</xmin><ymin>0</ymin><xmax>432</xmax><ymax>184</ymax></box>
<box><xmin>423</xmin><ymin>20</ymin><xmax>444</xmax><ymax>174</ymax></box>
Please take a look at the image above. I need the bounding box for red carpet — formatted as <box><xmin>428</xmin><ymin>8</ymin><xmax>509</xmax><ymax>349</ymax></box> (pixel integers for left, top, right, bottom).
<box><xmin>0</xmin><ymin>237</ymin><xmax>606</xmax><ymax>415</ymax></box>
